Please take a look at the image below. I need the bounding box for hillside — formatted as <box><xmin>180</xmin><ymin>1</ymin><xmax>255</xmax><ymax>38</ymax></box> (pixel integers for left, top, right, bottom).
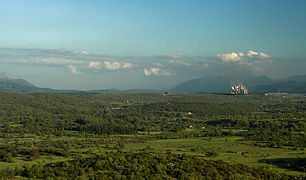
<box><xmin>171</xmin><ymin>75</ymin><xmax>306</xmax><ymax>93</ymax></box>
<box><xmin>1</xmin><ymin>74</ymin><xmax>305</xmax><ymax>94</ymax></box>
<box><xmin>0</xmin><ymin>74</ymin><xmax>162</xmax><ymax>93</ymax></box>
<box><xmin>0</xmin><ymin>75</ymin><xmax>39</xmax><ymax>92</ymax></box>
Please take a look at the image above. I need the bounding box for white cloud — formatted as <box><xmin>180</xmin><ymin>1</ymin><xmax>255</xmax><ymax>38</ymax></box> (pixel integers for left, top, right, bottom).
<box><xmin>144</xmin><ymin>68</ymin><xmax>160</xmax><ymax>76</ymax></box>
<box><xmin>259</xmin><ymin>53</ymin><xmax>270</xmax><ymax>58</ymax></box>
<box><xmin>247</xmin><ymin>50</ymin><xmax>258</xmax><ymax>57</ymax></box>
<box><xmin>144</xmin><ymin>67</ymin><xmax>172</xmax><ymax>76</ymax></box>
<box><xmin>104</xmin><ymin>61</ymin><xmax>133</xmax><ymax>70</ymax></box>
<box><xmin>217</xmin><ymin>50</ymin><xmax>271</xmax><ymax>64</ymax></box>
<box><xmin>247</xmin><ymin>50</ymin><xmax>270</xmax><ymax>58</ymax></box>
<box><xmin>67</xmin><ymin>64</ymin><xmax>81</xmax><ymax>75</ymax></box>
<box><xmin>121</xmin><ymin>62</ymin><xmax>133</xmax><ymax>68</ymax></box>
<box><xmin>217</xmin><ymin>52</ymin><xmax>244</xmax><ymax>63</ymax></box>
<box><xmin>104</xmin><ymin>61</ymin><xmax>121</xmax><ymax>70</ymax></box>
<box><xmin>88</xmin><ymin>61</ymin><xmax>102</xmax><ymax>70</ymax></box>
<box><xmin>144</xmin><ymin>68</ymin><xmax>151</xmax><ymax>76</ymax></box>
<box><xmin>151</xmin><ymin>68</ymin><xmax>159</xmax><ymax>75</ymax></box>
<box><xmin>169</xmin><ymin>59</ymin><xmax>190</xmax><ymax>66</ymax></box>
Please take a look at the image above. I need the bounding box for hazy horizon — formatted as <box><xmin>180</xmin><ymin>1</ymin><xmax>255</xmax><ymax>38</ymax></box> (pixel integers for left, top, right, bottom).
<box><xmin>1</xmin><ymin>0</ymin><xmax>305</xmax><ymax>90</ymax></box>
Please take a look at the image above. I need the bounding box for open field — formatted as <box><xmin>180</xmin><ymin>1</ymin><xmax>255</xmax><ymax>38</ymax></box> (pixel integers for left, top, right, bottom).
<box><xmin>124</xmin><ymin>136</ymin><xmax>305</xmax><ymax>176</ymax></box>
<box><xmin>1</xmin><ymin>134</ymin><xmax>304</xmax><ymax>177</ymax></box>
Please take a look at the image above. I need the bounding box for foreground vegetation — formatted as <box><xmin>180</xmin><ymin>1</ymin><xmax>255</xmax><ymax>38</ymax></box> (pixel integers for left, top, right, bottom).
<box><xmin>0</xmin><ymin>151</ymin><xmax>295</xmax><ymax>179</ymax></box>
<box><xmin>0</xmin><ymin>92</ymin><xmax>305</xmax><ymax>178</ymax></box>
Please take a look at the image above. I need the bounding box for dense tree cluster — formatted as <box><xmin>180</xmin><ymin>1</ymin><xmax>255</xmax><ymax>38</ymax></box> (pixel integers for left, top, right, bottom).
<box><xmin>0</xmin><ymin>151</ymin><xmax>295</xmax><ymax>179</ymax></box>
<box><xmin>0</xmin><ymin>92</ymin><xmax>305</xmax><ymax>147</ymax></box>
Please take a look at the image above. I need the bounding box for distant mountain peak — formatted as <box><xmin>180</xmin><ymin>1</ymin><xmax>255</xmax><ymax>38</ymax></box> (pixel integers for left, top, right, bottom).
<box><xmin>171</xmin><ymin>75</ymin><xmax>306</xmax><ymax>93</ymax></box>
<box><xmin>0</xmin><ymin>75</ymin><xmax>39</xmax><ymax>93</ymax></box>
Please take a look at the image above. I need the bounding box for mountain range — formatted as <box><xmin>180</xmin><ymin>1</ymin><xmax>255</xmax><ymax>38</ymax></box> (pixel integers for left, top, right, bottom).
<box><xmin>0</xmin><ymin>74</ymin><xmax>161</xmax><ymax>93</ymax></box>
<box><xmin>0</xmin><ymin>74</ymin><xmax>305</xmax><ymax>94</ymax></box>
<box><xmin>171</xmin><ymin>75</ymin><xmax>306</xmax><ymax>93</ymax></box>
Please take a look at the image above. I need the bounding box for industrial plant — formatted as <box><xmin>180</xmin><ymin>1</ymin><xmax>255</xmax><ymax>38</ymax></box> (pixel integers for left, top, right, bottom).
<box><xmin>231</xmin><ymin>84</ymin><xmax>248</xmax><ymax>95</ymax></box>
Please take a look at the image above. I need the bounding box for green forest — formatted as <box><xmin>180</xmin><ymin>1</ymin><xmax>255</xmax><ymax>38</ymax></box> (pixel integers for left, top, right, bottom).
<box><xmin>0</xmin><ymin>92</ymin><xmax>305</xmax><ymax>179</ymax></box>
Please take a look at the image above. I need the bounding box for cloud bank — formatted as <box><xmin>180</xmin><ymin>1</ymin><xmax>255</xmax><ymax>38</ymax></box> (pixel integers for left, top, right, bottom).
<box><xmin>88</xmin><ymin>61</ymin><xmax>102</xmax><ymax>70</ymax></box>
<box><xmin>0</xmin><ymin>47</ymin><xmax>275</xmax><ymax>79</ymax></box>
<box><xmin>2</xmin><ymin>47</ymin><xmax>304</xmax><ymax>90</ymax></box>
<box><xmin>104</xmin><ymin>61</ymin><xmax>134</xmax><ymax>70</ymax></box>
<box><xmin>217</xmin><ymin>50</ymin><xmax>271</xmax><ymax>65</ymax></box>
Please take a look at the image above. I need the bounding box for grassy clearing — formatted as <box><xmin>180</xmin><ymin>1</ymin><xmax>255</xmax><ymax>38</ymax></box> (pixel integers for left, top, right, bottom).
<box><xmin>1</xmin><ymin>135</ymin><xmax>304</xmax><ymax>177</ymax></box>
<box><xmin>0</xmin><ymin>155</ymin><xmax>70</xmax><ymax>170</ymax></box>
<box><xmin>124</xmin><ymin>137</ymin><xmax>305</xmax><ymax>176</ymax></box>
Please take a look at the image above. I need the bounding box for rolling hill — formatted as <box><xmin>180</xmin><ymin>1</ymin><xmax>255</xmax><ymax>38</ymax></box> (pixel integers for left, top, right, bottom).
<box><xmin>0</xmin><ymin>75</ymin><xmax>39</xmax><ymax>92</ymax></box>
<box><xmin>0</xmin><ymin>74</ymin><xmax>162</xmax><ymax>93</ymax></box>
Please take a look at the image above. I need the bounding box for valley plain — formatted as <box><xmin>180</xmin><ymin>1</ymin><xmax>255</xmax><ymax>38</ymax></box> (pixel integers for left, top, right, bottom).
<box><xmin>0</xmin><ymin>92</ymin><xmax>305</xmax><ymax>179</ymax></box>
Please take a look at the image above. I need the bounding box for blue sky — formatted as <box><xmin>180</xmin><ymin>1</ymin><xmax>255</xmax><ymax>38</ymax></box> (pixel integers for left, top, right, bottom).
<box><xmin>0</xmin><ymin>0</ymin><xmax>305</xmax><ymax>89</ymax></box>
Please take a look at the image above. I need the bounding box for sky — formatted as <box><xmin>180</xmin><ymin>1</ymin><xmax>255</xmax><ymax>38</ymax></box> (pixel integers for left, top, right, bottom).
<box><xmin>0</xmin><ymin>0</ymin><xmax>305</xmax><ymax>90</ymax></box>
